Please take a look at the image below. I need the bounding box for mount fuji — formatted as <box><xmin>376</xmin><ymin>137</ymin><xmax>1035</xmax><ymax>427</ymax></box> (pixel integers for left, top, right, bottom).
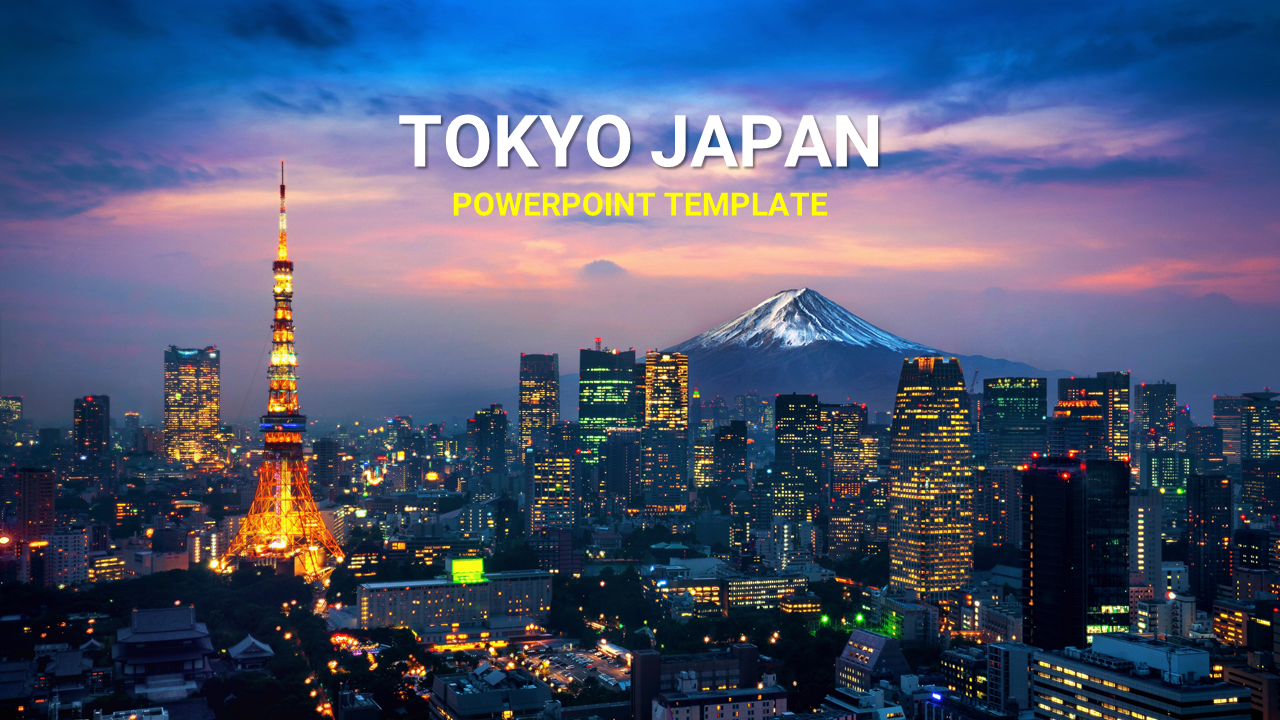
<box><xmin>667</xmin><ymin>288</ymin><xmax>1068</xmax><ymax>411</ymax></box>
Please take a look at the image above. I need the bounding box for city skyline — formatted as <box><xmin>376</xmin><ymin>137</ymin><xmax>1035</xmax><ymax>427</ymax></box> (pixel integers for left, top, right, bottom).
<box><xmin>2</xmin><ymin>2</ymin><xmax>1280</xmax><ymax>425</ymax></box>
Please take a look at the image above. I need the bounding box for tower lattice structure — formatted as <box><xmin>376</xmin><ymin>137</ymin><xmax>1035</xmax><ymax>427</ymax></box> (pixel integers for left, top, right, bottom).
<box><xmin>221</xmin><ymin>162</ymin><xmax>344</xmax><ymax>582</ymax></box>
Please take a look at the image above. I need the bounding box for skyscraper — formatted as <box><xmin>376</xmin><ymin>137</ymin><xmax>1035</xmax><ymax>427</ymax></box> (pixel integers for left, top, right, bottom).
<box><xmin>982</xmin><ymin>378</ymin><xmax>1047</xmax><ymax>466</ymax></box>
<box><xmin>0</xmin><ymin>396</ymin><xmax>21</xmax><ymax>444</ymax></box>
<box><xmin>822</xmin><ymin>403</ymin><xmax>867</xmax><ymax>502</ymax></box>
<box><xmin>220</xmin><ymin>163</ymin><xmax>344</xmax><ymax>582</ymax></box>
<box><xmin>164</xmin><ymin>345</ymin><xmax>221</xmax><ymax>464</ymax></box>
<box><xmin>602</xmin><ymin>427</ymin><xmax>643</xmax><ymax>506</ymax></box>
<box><xmin>469</xmin><ymin>404</ymin><xmax>508</xmax><ymax>483</ymax></box>
<box><xmin>525</xmin><ymin>449</ymin><xmax>574</xmax><ymax>534</ymax></box>
<box><xmin>1213</xmin><ymin>395</ymin><xmax>1244</xmax><ymax>470</ymax></box>
<box><xmin>1184</xmin><ymin>425</ymin><xmax>1225</xmax><ymax>476</ymax></box>
<box><xmin>775</xmin><ymin>394</ymin><xmax>822</xmax><ymax>522</ymax></box>
<box><xmin>1240</xmin><ymin>391</ymin><xmax>1280</xmax><ymax>510</ymax></box>
<box><xmin>518</xmin><ymin>353</ymin><xmax>560</xmax><ymax>450</ymax></box>
<box><xmin>73</xmin><ymin>395</ymin><xmax>110</xmax><ymax>458</ymax></box>
<box><xmin>1186</xmin><ymin>474</ymin><xmax>1232</xmax><ymax>610</ymax></box>
<box><xmin>18</xmin><ymin>468</ymin><xmax>55</xmax><ymax>541</ymax></box>
<box><xmin>1134</xmin><ymin>381</ymin><xmax>1178</xmax><ymax>455</ymax></box>
<box><xmin>1021</xmin><ymin>458</ymin><xmax>1129</xmax><ymax>650</ymax></box>
<box><xmin>887</xmin><ymin>357</ymin><xmax>975</xmax><ymax>600</ymax></box>
<box><xmin>1058</xmin><ymin>372</ymin><xmax>1130</xmax><ymax>461</ymax></box>
<box><xmin>713</xmin><ymin>420</ymin><xmax>749</xmax><ymax>485</ymax></box>
<box><xmin>578</xmin><ymin>345</ymin><xmax>637</xmax><ymax>465</ymax></box>
<box><xmin>641</xmin><ymin>351</ymin><xmax>689</xmax><ymax>515</ymax></box>
<box><xmin>312</xmin><ymin>437</ymin><xmax>342</xmax><ymax>487</ymax></box>
<box><xmin>1129</xmin><ymin>488</ymin><xmax>1162</xmax><ymax>591</ymax></box>
<box><xmin>1143</xmin><ymin>451</ymin><xmax>1190</xmax><ymax>538</ymax></box>
<box><xmin>1047</xmin><ymin>400</ymin><xmax>1107</xmax><ymax>461</ymax></box>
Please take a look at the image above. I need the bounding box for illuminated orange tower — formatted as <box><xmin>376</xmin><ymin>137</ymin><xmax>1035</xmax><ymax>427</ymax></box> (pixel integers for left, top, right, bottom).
<box><xmin>221</xmin><ymin>162</ymin><xmax>344</xmax><ymax>582</ymax></box>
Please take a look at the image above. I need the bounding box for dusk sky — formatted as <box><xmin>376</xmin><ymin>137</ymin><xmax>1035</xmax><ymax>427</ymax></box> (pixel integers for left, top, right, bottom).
<box><xmin>2</xmin><ymin>0</ymin><xmax>1278</xmax><ymax>426</ymax></box>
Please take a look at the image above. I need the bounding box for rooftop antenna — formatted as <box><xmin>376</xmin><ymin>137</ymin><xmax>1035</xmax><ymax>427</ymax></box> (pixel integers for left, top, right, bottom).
<box><xmin>595</xmin><ymin>337</ymin><xmax>602</xmax><ymax>351</ymax></box>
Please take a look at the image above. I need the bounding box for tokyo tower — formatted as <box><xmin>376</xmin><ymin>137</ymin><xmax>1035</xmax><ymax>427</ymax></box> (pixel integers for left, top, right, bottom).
<box><xmin>219</xmin><ymin>161</ymin><xmax>344</xmax><ymax>582</ymax></box>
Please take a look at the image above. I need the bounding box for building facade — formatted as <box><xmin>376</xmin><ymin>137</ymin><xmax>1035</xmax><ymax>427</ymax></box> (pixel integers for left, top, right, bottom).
<box><xmin>163</xmin><ymin>346</ymin><xmax>221</xmax><ymax>464</ymax></box>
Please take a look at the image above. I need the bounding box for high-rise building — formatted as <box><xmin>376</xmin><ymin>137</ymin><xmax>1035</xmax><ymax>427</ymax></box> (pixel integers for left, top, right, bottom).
<box><xmin>1241</xmin><ymin>392</ymin><xmax>1280</xmax><ymax>510</ymax></box>
<box><xmin>468</xmin><ymin>404</ymin><xmax>508</xmax><ymax>480</ymax></box>
<box><xmin>982</xmin><ymin>378</ymin><xmax>1047</xmax><ymax>466</ymax></box>
<box><xmin>1047</xmin><ymin>399</ymin><xmax>1107</xmax><ymax>460</ymax></box>
<box><xmin>887</xmin><ymin>357</ymin><xmax>975</xmax><ymax>600</ymax></box>
<box><xmin>518</xmin><ymin>353</ymin><xmax>560</xmax><ymax>450</ymax></box>
<box><xmin>821</xmin><ymin>403</ymin><xmax>867</xmax><ymax>502</ymax></box>
<box><xmin>1214</xmin><ymin>395</ymin><xmax>1245</xmax><ymax>469</ymax></box>
<box><xmin>1144</xmin><ymin>451</ymin><xmax>1191</xmax><ymax>537</ymax></box>
<box><xmin>219</xmin><ymin>163</ymin><xmax>344</xmax><ymax>582</ymax></box>
<box><xmin>0</xmin><ymin>396</ymin><xmax>22</xmax><ymax>444</ymax></box>
<box><xmin>1185</xmin><ymin>425</ymin><xmax>1225</xmax><ymax>476</ymax></box>
<box><xmin>1058</xmin><ymin>372</ymin><xmax>1130</xmax><ymax>461</ymax></box>
<box><xmin>312</xmin><ymin>437</ymin><xmax>341</xmax><ymax>487</ymax></box>
<box><xmin>1130</xmin><ymin>488</ymin><xmax>1163</xmax><ymax>591</ymax></box>
<box><xmin>1186</xmin><ymin>474</ymin><xmax>1232</xmax><ymax>610</ymax></box>
<box><xmin>163</xmin><ymin>346</ymin><xmax>221</xmax><ymax>464</ymax></box>
<box><xmin>525</xmin><ymin>450</ymin><xmax>574</xmax><ymax>534</ymax></box>
<box><xmin>73</xmin><ymin>395</ymin><xmax>110</xmax><ymax>457</ymax></box>
<box><xmin>974</xmin><ymin>466</ymin><xmax>1020</xmax><ymax>547</ymax></box>
<box><xmin>713</xmin><ymin>420</ymin><xmax>749</xmax><ymax>486</ymax></box>
<box><xmin>19</xmin><ymin>468</ymin><xmax>55</xmax><ymax>541</ymax></box>
<box><xmin>602</xmin><ymin>427</ymin><xmax>643</xmax><ymax>506</ymax></box>
<box><xmin>775</xmin><ymin>394</ymin><xmax>822</xmax><ymax>522</ymax></box>
<box><xmin>641</xmin><ymin>351</ymin><xmax>688</xmax><ymax>515</ymax></box>
<box><xmin>1021</xmin><ymin>458</ymin><xmax>1130</xmax><ymax>649</ymax></box>
<box><xmin>1134</xmin><ymin>381</ymin><xmax>1178</xmax><ymax>455</ymax></box>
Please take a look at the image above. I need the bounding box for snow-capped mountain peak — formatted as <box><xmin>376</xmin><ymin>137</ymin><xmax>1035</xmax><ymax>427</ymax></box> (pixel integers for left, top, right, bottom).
<box><xmin>673</xmin><ymin>288</ymin><xmax>937</xmax><ymax>354</ymax></box>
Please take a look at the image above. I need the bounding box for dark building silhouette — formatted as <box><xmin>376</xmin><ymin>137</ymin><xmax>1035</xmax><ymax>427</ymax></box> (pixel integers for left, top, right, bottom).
<box><xmin>1134</xmin><ymin>381</ymin><xmax>1178</xmax><ymax>455</ymax></box>
<box><xmin>983</xmin><ymin>378</ymin><xmax>1048</xmax><ymax>466</ymax></box>
<box><xmin>73</xmin><ymin>395</ymin><xmax>110</xmax><ymax>457</ymax></box>
<box><xmin>1048</xmin><ymin>400</ymin><xmax>1107</xmax><ymax>461</ymax></box>
<box><xmin>312</xmin><ymin>437</ymin><xmax>342</xmax><ymax>487</ymax></box>
<box><xmin>518</xmin><ymin>353</ymin><xmax>560</xmax><ymax>450</ymax></box>
<box><xmin>468</xmin><ymin>404</ymin><xmax>508</xmax><ymax>484</ymax></box>
<box><xmin>1058</xmin><ymin>372</ymin><xmax>1130</xmax><ymax>461</ymax></box>
<box><xmin>713</xmin><ymin>420</ymin><xmax>749</xmax><ymax>485</ymax></box>
<box><xmin>18</xmin><ymin>468</ymin><xmax>55</xmax><ymax>541</ymax></box>
<box><xmin>775</xmin><ymin>394</ymin><xmax>822</xmax><ymax>521</ymax></box>
<box><xmin>602</xmin><ymin>427</ymin><xmax>642</xmax><ymax>505</ymax></box>
<box><xmin>1185</xmin><ymin>425</ymin><xmax>1225</xmax><ymax>476</ymax></box>
<box><xmin>1187</xmin><ymin>474</ymin><xmax>1233</xmax><ymax>610</ymax></box>
<box><xmin>1021</xmin><ymin>458</ymin><xmax>1129</xmax><ymax>650</ymax></box>
<box><xmin>1213</xmin><ymin>395</ymin><xmax>1245</xmax><ymax>470</ymax></box>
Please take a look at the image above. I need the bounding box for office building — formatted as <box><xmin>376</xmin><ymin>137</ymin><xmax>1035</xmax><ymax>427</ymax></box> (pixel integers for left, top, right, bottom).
<box><xmin>823</xmin><ymin>403</ymin><xmax>868</xmax><ymax>501</ymax></box>
<box><xmin>74</xmin><ymin>395</ymin><xmax>110</xmax><ymax>457</ymax></box>
<box><xmin>1058</xmin><ymin>372</ymin><xmax>1130</xmax><ymax>461</ymax></box>
<box><xmin>163</xmin><ymin>346</ymin><xmax>220</xmax><ymax>464</ymax></box>
<box><xmin>713</xmin><ymin>420</ymin><xmax>749</xmax><ymax>486</ymax></box>
<box><xmin>1221</xmin><ymin>654</ymin><xmax>1280</xmax><ymax>720</ymax></box>
<box><xmin>1135</xmin><ymin>381</ymin><xmax>1179</xmax><ymax>455</ymax></box>
<box><xmin>653</xmin><ymin>675</ymin><xmax>788</xmax><ymax>720</ymax></box>
<box><xmin>517</xmin><ymin>353</ymin><xmax>560</xmax><ymax>450</ymax></box>
<box><xmin>1214</xmin><ymin>395</ymin><xmax>1245</xmax><ymax>470</ymax></box>
<box><xmin>974</xmin><ymin>466</ymin><xmax>1019</xmax><ymax>547</ymax></box>
<box><xmin>631</xmin><ymin>644</ymin><xmax>760</xmax><ymax>720</ymax></box>
<box><xmin>602</xmin><ymin>427</ymin><xmax>643</xmax><ymax>505</ymax></box>
<box><xmin>1144</xmin><ymin>451</ymin><xmax>1191</xmax><ymax>537</ymax></box>
<box><xmin>835</xmin><ymin>630</ymin><xmax>912</xmax><ymax>692</ymax></box>
<box><xmin>982</xmin><ymin>378</ymin><xmax>1047</xmax><ymax>466</ymax></box>
<box><xmin>468</xmin><ymin>404</ymin><xmax>508</xmax><ymax>480</ymax></box>
<box><xmin>427</xmin><ymin>666</ymin><xmax>551</xmax><ymax>720</ymax></box>
<box><xmin>358</xmin><ymin>560</ymin><xmax>552</xmax><ymax>635</ymax></box>
<box><xmin>776</xmin><ymin>394</ymin><xmax>822</xmax><ymax>522</ymax></box>
<box><xmin>983</xmin><ymin>642</ymin><xmax>1036</xmax><ymax>715</ymax></box>
<box><xmin>1032</xmin><ymin>635</ymin><xmax>1249</xmax><ymax>720</ymax></box>
<box><xmin>1130</xmin><ymin>489</ymin><xmax>1163</xmax><ymax>591</ymax></box>
<box><xmin>887</xmin><ymin>357</ymin><xmax>975</xmax><ymax>600</ymax></box>
<box><xmin>1047</xmin><ymin>399</ymin><xmax>1107</xmax><ymax>461</ymax></box>
<box><xmin>44</xmin><ymin>526</ymin><xmax>89</xmax><ymax>587</ymax></box>
<box><xmin>642</xmin><ymin>351</ymin><xmax>689</xmax><ymax>515</ymax></box>
<box><xmin>1185</xmin><ymin>426</ymin><xmax>1225</xmax><ymax>476</ymax></box>
<box><xmin>1187</xmin><ymin>474</ymin><xmax>1233</xmax><ymax>610</ymax></box>
<box><xmin>18</xmin><ymin>468</ymin><xmax>55</xmax><ymax>541</ymax></box>
<box><xmin>1021</xmin><ymin>458</ymin><xmax>1130</xmax><ymax>650</ymax></box>
<box><xmin>1241</xmin><ymin>391</ymin><xmax>1280</xmax><ymax>510</ymax></box>
<box><xmin>312</xmin><ymin>437</ymin><xmax>342</xmax><ymax>487</ymax></box>
<box><xmin>525</xmin><ymin>450</ymin><xmax>573</xmax><ymax>533</ymax></box>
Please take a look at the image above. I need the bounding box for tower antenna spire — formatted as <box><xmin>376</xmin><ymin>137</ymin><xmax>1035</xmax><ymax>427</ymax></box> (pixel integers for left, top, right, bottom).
<box><xmin>277</xmin><ymin>159</ymin><xmax>288</xmax><ymax>261</ymax></box>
